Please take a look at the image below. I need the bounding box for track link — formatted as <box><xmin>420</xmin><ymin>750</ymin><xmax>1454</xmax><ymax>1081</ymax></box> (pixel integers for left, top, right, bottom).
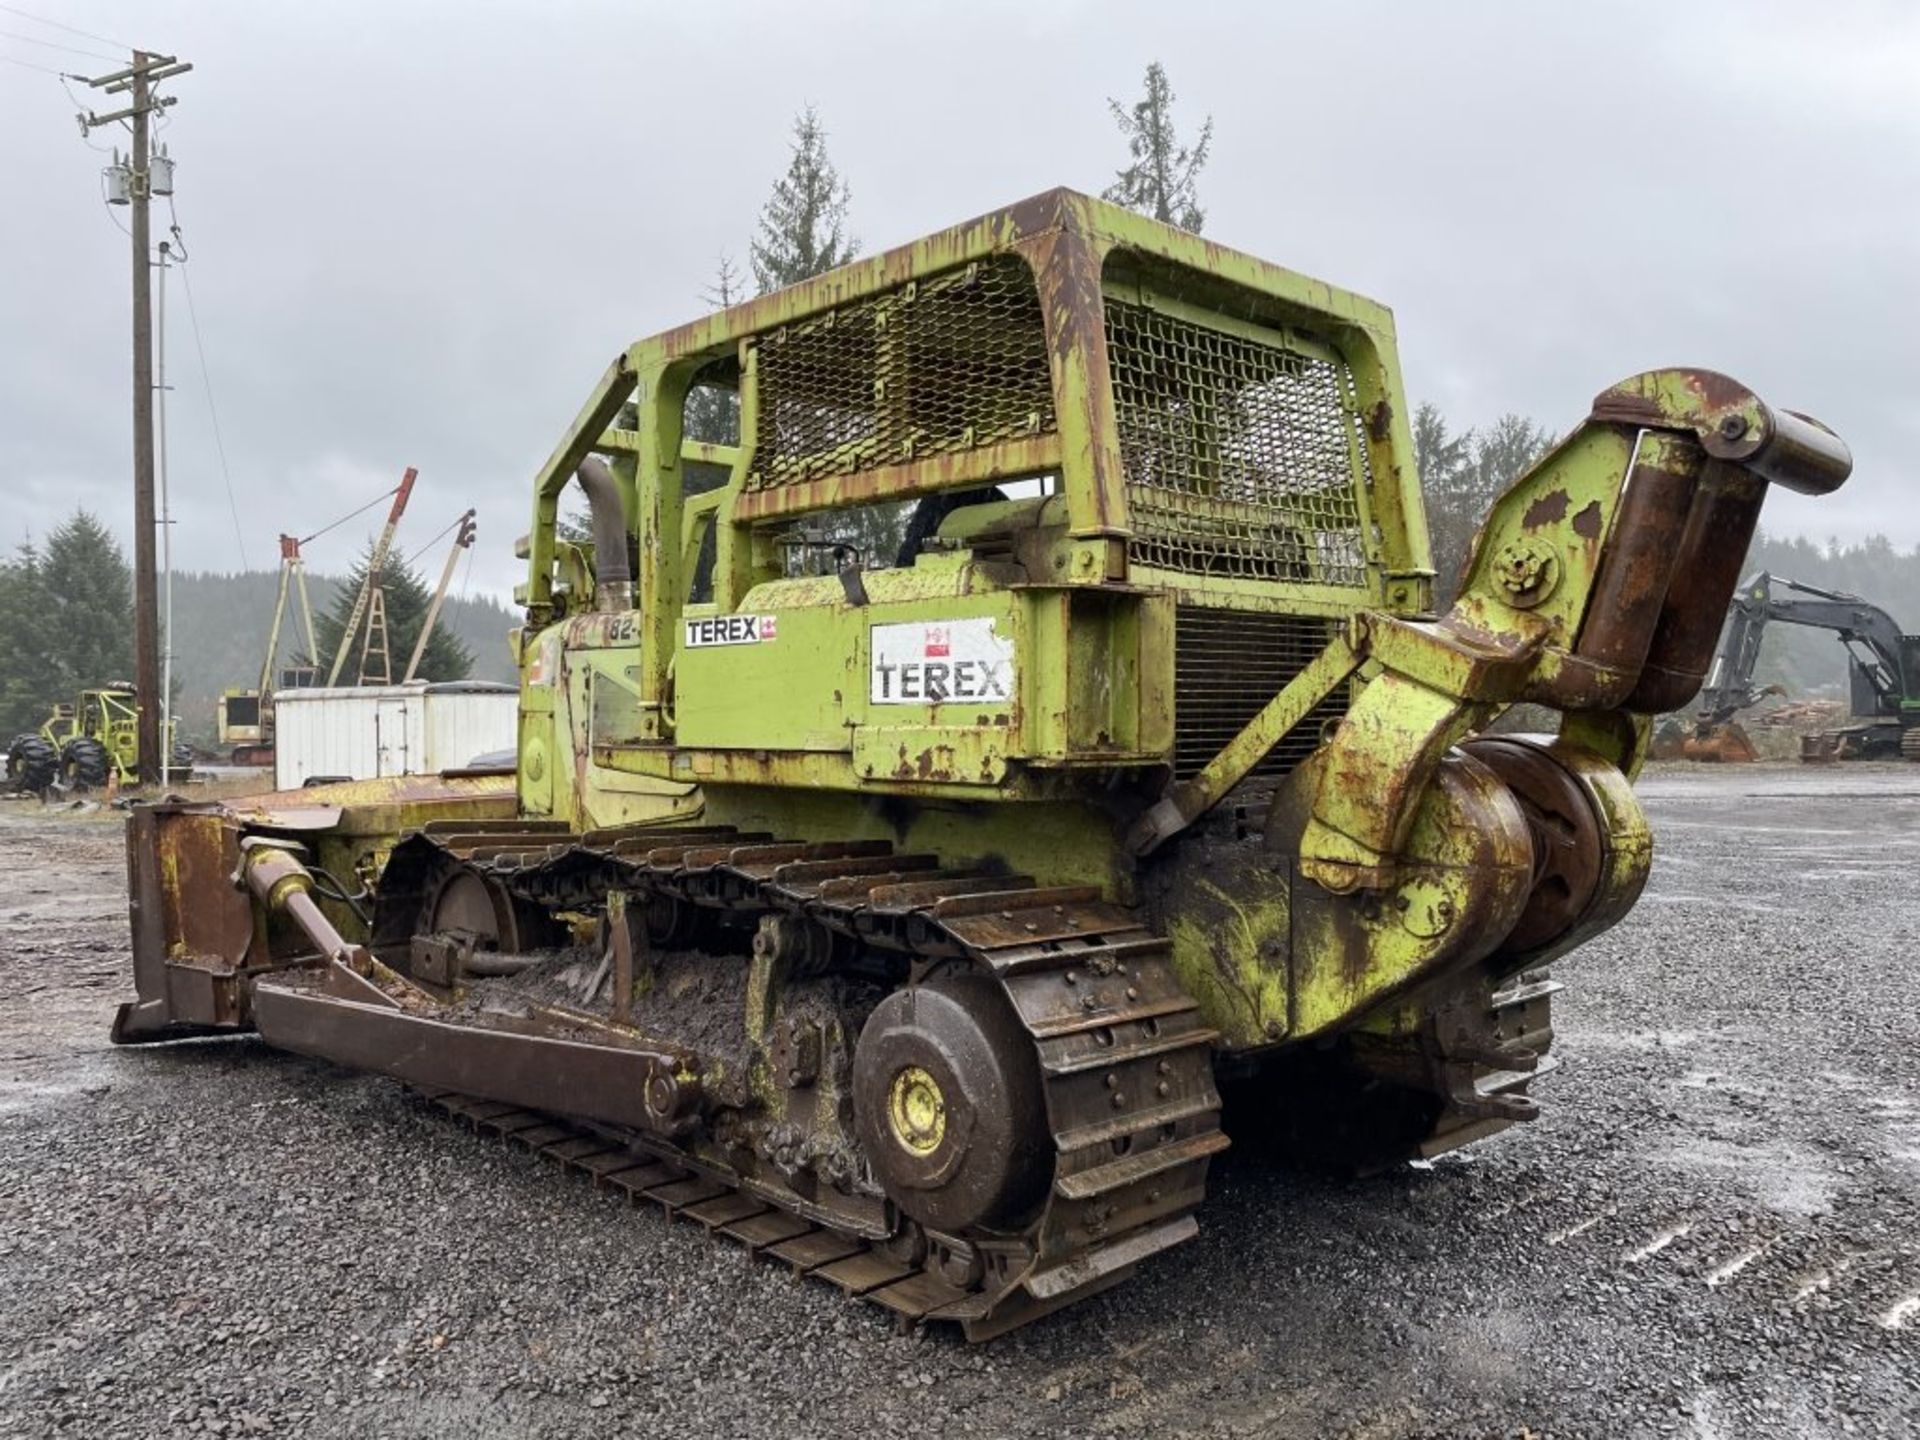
<box><xmin>383</xmin><ymin>820</ymin><xmax>1229</xmax><ymax>1339</ymax></box>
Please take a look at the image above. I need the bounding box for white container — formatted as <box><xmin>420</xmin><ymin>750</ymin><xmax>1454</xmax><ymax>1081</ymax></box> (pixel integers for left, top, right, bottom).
<box><xmin>271</xmin><ymin>682</ymin><xmax>517</xmax><ymax>789</ymax></box>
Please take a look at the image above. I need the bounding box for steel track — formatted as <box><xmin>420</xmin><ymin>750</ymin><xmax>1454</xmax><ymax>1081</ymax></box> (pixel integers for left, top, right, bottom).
<box><xmin>383</xmin><ymin>820</ymin><xmax>1230</xmax><ymax>1339</ymax></box>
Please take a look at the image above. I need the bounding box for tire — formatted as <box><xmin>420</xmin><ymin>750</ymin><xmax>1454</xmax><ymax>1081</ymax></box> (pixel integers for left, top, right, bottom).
<box><xmin>1902</xmin><ymin>728</ymin><xmax>1920</xmax><ymax>763</ymax></box>
<box><xmin>61</xmin><ymin>737</ymin><xmax>112</xmax><ymax>790</ymax></box>
<box><xmin>169</xmin><ymin>741</ymin><xmax>194</xmax><ymax>777</ymax></box>
<box><xmin>5</xmin><ymin>734</ymin><xmax>58</xmax><ymax>794</ymax></box>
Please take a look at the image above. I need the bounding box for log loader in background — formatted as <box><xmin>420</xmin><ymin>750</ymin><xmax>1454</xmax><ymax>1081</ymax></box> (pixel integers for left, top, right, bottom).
<box><xmin>109</xmin><ymin>191</ymin><xmax>1851</xmax><ymax>1338</ymax></box>
<box><xmin>1684</xmin><ymin>571</ymin><xmax>1920</xmax><ymax>762</ymax></box>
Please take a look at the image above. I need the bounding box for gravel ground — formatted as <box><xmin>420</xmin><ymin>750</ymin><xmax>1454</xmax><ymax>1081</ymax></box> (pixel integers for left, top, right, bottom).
<box><xmin>1</xmin><ymin>766</ymin><xmax>1916</xmax><ymax>1438</ymax></box>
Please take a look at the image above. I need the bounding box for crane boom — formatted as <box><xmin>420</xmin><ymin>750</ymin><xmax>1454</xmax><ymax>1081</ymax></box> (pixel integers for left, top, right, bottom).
<box><xmin>403</xmin><ymin>510</ymin><xmax>477</xmax><ymax>683</ymax></box>
<box><xmin>324</xmin><ymin>467</ymin><xmax>417</xmax><ymax>686</ymax></box>
<box><xmin>255</xmin><ymin>533</ymin><xmax>311</xmax><ymax>699</ymax></box>
<box><xmin>256</xmin><ymin>549</ymin><xmax>293</xmax><ymax>702</ymax></box>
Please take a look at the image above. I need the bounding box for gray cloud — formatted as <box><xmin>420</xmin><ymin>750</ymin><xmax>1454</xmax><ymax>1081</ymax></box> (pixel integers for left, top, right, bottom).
<box><xmin>5</xmin><ymin>0</ymin><xmax>1915</xmax><ymax>604</ymax></box>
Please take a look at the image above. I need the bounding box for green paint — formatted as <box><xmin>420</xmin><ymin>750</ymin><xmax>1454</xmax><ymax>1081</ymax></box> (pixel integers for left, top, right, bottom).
<box><xmin>485</xmin><ymin>189</ymin><xmax>1840</xmax><ymax>1055</ymax></box>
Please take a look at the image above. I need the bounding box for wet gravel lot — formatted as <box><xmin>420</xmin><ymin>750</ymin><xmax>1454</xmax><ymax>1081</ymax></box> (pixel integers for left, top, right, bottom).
<box><xmin>1</xmin><ymin>765</ymin><xmax>1916</xmax><ymax>1438</ymax></box>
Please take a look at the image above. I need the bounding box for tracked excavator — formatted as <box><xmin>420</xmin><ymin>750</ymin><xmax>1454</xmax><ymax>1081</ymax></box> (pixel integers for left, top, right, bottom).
<box><xmin>1687</xmin><ymin>572</ymin><xmax>1920</xmax><ymax>762</ymax></box>
<box><xmin>110</xmin><ymin>191</ymin><xmax>1851</xmax><ymax>1338</ymax></box>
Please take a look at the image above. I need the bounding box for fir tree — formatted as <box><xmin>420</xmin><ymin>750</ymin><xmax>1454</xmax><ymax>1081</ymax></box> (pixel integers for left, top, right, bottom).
<box><xmin>0</xmin><ymin>540</ymin><xmax>61</xmax><ymax>734</ymax></box>
<box><xmin>745</xmin><ymin>108</ymin><xmax>903</xmax><ymax>564</ymax></box>
<box><xmin>39</xmin><ymin>510</ymin><xmax>135</xmax><ymax>688</ymax></box>
<box><xmin>705</xmin><ymin>252</ymin><xmax>745</xmax><ymax>311</ymax></box>
<box><xmin>685</xmin><ymin>253</ymin><xmax>744</xmax><ymax>448</ymax></box>
<box><xmin>750</xmin><ymin>107</ymin><xmax>857</xmax><ymax>294</ymax></box>
<box><xmin>1104</xmin><ymin>62</ymin><xmax>1213</xmax><ymax>233</ymax></box>
<box><xmin>1415</xmin><ymin>406</ymin><xmax>1555</xmax><ymax>604</ymax></box>
<box><xmin>312</xmin><ymin>540</ymin><xmax>473</xmax><ymax>684</ymax></box>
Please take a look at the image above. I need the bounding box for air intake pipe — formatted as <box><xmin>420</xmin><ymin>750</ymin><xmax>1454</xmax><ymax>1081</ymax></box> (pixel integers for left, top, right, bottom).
<box><xmin>575</xmin><ymin>456</ymin><xmax>634</xmax><ymax>612</ymax></box>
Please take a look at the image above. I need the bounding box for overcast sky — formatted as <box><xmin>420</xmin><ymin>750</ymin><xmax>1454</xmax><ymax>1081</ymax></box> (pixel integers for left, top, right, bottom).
<box><xmin>5</xmin><ymin>1</ymin><xmax>1916</xmax><ymax>604</ymax></box>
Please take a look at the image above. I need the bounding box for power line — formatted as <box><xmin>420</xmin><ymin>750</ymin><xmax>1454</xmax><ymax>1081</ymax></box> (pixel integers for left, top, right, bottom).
<box><xmin>172</xmin><ymin>238</ymin><xmax>251</xmax><ymax>570</ymax></box>
<box><xmin>60</xmin><ymin>74</ymin><xmax>115</xmax><ymax>150</ymax></box>
<box><xmin>0</xmin><ymin>2</ymin><xmax>129</xmax><ymax>50</ymax></box>
<box><xmin>391</xmin><ymin>513</ymin><xmax>467</xmax><ymax>574</ymax></box>
<box><xmin>301</xmin><ymin>486</ymin><xmax>402</xmax><ymax>548</ymax></box>
<box><xmin>0</xmin><ymin>26</ymin><xmax>118</xmax><ymax>61</ymax></box>
<box><xmin>0</xmin><ymin>49</ymin><xmax>63</xmax><ymax>75</ymax></box>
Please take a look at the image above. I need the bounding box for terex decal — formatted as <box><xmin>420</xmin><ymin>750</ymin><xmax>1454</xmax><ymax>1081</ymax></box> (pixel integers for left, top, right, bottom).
<box><xmin>870</xmin><ymin>618</ymin><xmax>1014</xmax><ymax>706</ymax></box>
<box><xmin>684</xmin><ymin>614</ymin><xmax>777</xmax><ymax>648</ymax></box>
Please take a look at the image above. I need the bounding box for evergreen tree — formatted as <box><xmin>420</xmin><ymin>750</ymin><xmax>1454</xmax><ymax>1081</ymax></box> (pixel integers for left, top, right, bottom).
<box><xmin>1415</xmin><ymin>407</ymin><xmax>1555</xmax><ymax>605</ymax></box>
<box><xmin>0</xmin><ymin>540</ymin><xmax>62</xmax><ymax>735</ymax></box>
<box><xmin>750</xmin><ymin>107</ymin><xmax>857</xmax><ymax>294</ymax></box>
<box><xmin>39</xmin><ymin>511</ymin><xmax>135</xmax><ymax>688</ymax></box>
<box><xmin>685</xmin><ymin>253</ymin><xmax>744</xmax><ymax>449</ymax></box>
<box><xmin>312</xmin><ymin>540</ymin><xmax>473</xmax><ymax>684</ymax></box>
<box><xmin>1104</xmin><ymin>62</ymin><xmax>1213</xmax><ymax>233</ymax></box>
<box><xmin>1412</xmin><ymin>403</ymin><xmax>1471</xmax><ymax>501</ymax></box>
<box><xmin>705</xmin><ymin>252</ymin><xmax>745</xmax><ymax>311</ymax></box>
<box><xmin>745</xmin><ymin>108</ymin><xmax>905</xmax><ymax>565</ymax></box>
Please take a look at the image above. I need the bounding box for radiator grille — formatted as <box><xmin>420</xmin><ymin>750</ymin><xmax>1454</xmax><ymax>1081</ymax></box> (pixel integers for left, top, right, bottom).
<box><xmin>1105</xmin><ymin>297</ymin><xmax>1372</xmax><ymax>588</ymax></box>
<box><xmin>1173</xmin><ymin>607</ymin><xmax>1346</xmax><ymax>780</ymax></box>
<box><xmin>749</xmin><ymin>257</ymin><xmax>1055</xmax><ymax>492</ymax></box>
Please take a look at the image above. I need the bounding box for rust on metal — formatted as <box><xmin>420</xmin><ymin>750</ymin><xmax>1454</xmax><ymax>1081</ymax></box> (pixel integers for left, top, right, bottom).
<box><xmin>1522</xmin><ymin>488</ymin><xmax>1570</xmax><ymax>528</ymax></box>
<box><xmin>109</xmin><ymin>190</ymin><xmax>1860</xmax><ymax>1348</ymax></box>
<box><xmin>1627</xmin><ymin>460</ymin><xmax>1770</xmax><ymax>714</ymax></box>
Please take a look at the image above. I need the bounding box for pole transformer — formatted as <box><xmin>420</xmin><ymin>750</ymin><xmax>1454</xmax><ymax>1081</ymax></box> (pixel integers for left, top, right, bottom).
<box><xmin>85</xmin><ymin>51</ymin><xmax>193</xmax><ymax>783</ymax></box>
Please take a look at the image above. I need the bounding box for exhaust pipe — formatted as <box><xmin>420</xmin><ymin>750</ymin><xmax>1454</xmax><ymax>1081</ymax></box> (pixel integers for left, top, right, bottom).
<box><xmin>575</xmin><ymin>455</ymin><xmax>634</xmax><ymax>612</ymax></box>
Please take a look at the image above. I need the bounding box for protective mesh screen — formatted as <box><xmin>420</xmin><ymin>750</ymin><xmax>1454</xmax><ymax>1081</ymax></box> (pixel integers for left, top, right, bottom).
<box><xmin>749</xmin><ymin>257</ymin><xmax>1055</xmax><ymax>493</ymax></box>
<box><xmin>1173</xmin><ymin>607</ymin><xmax>1346</xmax><ymax>779</ymax></box>
<box><xmin>1104</xmin><ymin>297</ymin><xmax>1372</xmax><ymax>587</ymax></box>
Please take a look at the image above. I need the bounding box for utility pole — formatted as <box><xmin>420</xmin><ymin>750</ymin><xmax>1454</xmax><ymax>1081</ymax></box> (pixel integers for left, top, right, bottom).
<box><xmin>156</xmin><ymin>239</ymin><xmax>175</xmax><ymax>786</ymax></box>
<box><xmin>84</xmin><ymin>51</ymin><xmax>191</xmax><ymax>783</ymax></box>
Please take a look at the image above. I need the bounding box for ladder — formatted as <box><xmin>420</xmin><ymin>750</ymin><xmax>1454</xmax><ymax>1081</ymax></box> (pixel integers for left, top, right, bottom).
<box><xmin>357</xmin><ymin>588</ymin><xmax>393</xmax><ymax>686</ymax></box>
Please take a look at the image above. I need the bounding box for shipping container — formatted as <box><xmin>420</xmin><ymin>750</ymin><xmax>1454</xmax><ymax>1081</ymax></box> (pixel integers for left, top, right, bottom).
<box><xmin>272</xmin><ymin>682</ymin><xmax>517</xmax><ymax>789</ymax></box>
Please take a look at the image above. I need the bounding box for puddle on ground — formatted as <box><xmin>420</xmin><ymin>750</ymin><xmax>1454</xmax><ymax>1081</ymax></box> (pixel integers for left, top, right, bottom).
<box><xmin>1648</xmin><ymin>1136</ymin><xmax>1837</xmax><ymax>1218</ymax></box>
<box><xmin>0</xmin><ymin>1052</ymin><xmax>117</xmax><ymax>1118</ymax></box>
<box><xmin>1580</xmin><ymin>1028</ymin><xmax>1703</xmax><ymax>1052</ymax></box>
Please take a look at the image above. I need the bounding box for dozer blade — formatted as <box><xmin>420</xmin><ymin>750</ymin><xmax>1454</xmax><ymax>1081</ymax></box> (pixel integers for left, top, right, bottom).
<box><xmin>114</xmin><ymin>772</ymin><xmax>515</xmax><ymax>1044</ymax></box>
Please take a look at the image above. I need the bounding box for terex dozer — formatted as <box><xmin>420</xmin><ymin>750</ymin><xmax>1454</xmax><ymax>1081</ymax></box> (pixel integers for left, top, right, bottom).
<box><xmin>112</xmin><ymin>191</ymin><xmax>1851</xmax><ymax>1338</ymax></box>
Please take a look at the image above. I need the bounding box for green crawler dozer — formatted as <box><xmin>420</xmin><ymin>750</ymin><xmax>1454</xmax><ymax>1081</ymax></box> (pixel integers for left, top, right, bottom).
<box><xmin>111</xmin><ymin>190</ymin><xmax>1850</xmax><ymax>1338</ymax></box>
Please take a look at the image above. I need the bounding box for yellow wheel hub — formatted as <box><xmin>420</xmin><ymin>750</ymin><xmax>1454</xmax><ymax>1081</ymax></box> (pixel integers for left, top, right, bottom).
<box><xmin>886</xmin><ymin>1065</ymin><xmax>946</xmax><ymax>1155</ymax></box>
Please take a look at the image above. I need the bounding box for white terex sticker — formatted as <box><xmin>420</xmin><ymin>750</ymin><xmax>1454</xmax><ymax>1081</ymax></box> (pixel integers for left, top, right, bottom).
<box><xmin>870</xmin><ymin>619</ymin><xmax>1014</xmax><ymax>706</ymax></box>
<box><xmin>685</xmin><ymin>614</ymin><xmax>777</xmax><ymax>648</ymax></box>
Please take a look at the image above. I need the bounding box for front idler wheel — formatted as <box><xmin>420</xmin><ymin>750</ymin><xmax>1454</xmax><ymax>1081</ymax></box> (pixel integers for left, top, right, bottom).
<box><xmin>852</xmin><ymin>971</ymin><xmax>1049</xmax><ymax>1235</ymax></box>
